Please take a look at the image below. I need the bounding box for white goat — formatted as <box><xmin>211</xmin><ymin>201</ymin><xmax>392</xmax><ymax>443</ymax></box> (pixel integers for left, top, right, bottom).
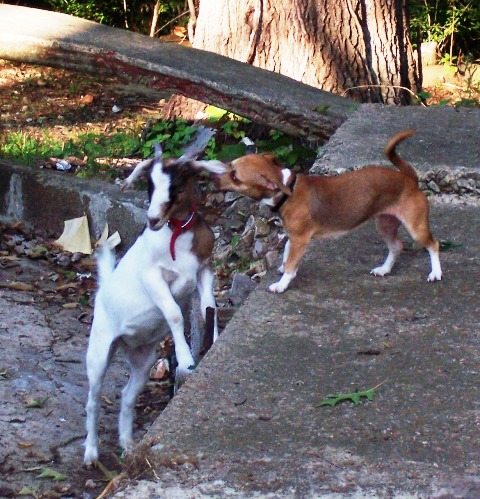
<box><xmin>84</xmin><ymin>145</ymin><xmax>226</xmax><ymax>465</ymax></box>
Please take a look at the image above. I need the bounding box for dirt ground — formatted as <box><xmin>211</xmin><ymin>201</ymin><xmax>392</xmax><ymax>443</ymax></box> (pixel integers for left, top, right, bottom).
<box><xmin>0</xmin><ymin>224</ymin><xmax>175</xmax><ymax>498</ymax></box>
<box><xmin>0</xmin><ymin>59</ymin><xmax>169</xmax><ymax>146</ymax></box>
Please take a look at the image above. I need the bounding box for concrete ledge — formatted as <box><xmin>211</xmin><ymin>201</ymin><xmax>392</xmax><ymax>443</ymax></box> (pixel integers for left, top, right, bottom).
<box><xmin>0</xmin><ymin>160</ymin><xmax>147</xmax><ymax>249</ymax></box>
<box><xmin>311</xmin><ymin>105</ymin><xmax>480</xmax><ymax>196</ymax></box>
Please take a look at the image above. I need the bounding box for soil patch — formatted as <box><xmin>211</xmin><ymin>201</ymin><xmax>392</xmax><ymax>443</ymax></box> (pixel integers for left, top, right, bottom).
<box><xmin>0</xmin><ymin>224</ymin><xmax>173</xmax><ymax>498</ymax></box>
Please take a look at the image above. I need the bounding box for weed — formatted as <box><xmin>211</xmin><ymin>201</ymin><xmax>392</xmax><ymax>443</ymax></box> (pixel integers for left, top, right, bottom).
<box><xmin>0</xmin><ymin>106</ymin><xmax>317</xmax><ymax>180</ymax></box>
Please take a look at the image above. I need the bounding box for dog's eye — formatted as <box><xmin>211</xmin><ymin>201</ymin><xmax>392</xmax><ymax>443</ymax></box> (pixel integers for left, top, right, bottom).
<box><xmin>230</xmin><ymin>171</ymin><xmax>239</xmax><ymax>183</ymax></box>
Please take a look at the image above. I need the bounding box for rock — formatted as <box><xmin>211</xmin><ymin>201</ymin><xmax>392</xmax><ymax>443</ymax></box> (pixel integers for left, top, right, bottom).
<box><xmin>456</xmin><ymin>178</ymin><xmax>476</xmax><ymax>191</ymax></box>
<box><xmin>426</xmin><ymin>180</ymin><xmax>441</xmax><ymax>193</ymax></box>
<box><xmin>229</xmin><ymin>272</ymin><xmax>256</xmax><ymax>306</ymax></box>
<box><xmin>265</xmin><ymin>250</ymin><xmax>280</xmax><ymax>269</ymax></box>
<box><xmin>241</xmin><ymin>228</ymin><xmax>255</xmax><ymax>248</ymax></box>
<box><xmin>224</xmin><ymin>191</ymin><xmax>242</xmax><ymax>203</ymax></box>
<box><xmin>254</xmin><ymin>219</ymin><xmax>270</xmax><ymax>238</ymax></box>
<box><xmin>253</xmin><ymin>240</ymin><xmax>267</xmax><ymax>258</ymax></box>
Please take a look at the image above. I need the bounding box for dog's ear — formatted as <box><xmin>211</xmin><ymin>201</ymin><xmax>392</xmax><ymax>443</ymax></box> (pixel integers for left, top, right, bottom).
<box><xmin>262</xmin><ymin>153</ymin><xmax>283</xmax><ymax>167</ymax></box>
<box><xmin>258</xmin><ymin>174</ymin><xmax>292</xmax><ymax>195</ymax></box>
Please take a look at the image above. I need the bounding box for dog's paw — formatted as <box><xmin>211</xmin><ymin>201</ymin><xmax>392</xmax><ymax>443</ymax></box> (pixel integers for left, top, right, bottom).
<box><xmin>277</xmin><ymin>264</ymin><xmax>285</xmax><ymax>274</ymax></box>
<box><xmin>268</xmin><ymin>281</ymin><xmax>287</xmax><ymax>293</ymax></box>
<box><xmin>370</xmin><ymin>266</ymin><xmax>391</xmax><ymax>277</ymax></box>
<box><xmin>427</xmin><ymin>270</ymin><xmax>442</xmax><ymax>282</ymax></box>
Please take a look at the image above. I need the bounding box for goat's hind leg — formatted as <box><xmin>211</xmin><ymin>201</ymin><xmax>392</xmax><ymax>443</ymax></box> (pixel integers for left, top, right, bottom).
<box><xmin>84</xmin><ymin>323</ymin><xmax>116</xmax><ymax>466</ymax></box>
<box><xmin>118</xmin><ymin>343</ymin><xmax>157</xmax><ymax>454</ymax></box>
<box><xmin>197</xmin><ymin>266</ymin><xmax>218</xmax><ymax>341</ymax></box>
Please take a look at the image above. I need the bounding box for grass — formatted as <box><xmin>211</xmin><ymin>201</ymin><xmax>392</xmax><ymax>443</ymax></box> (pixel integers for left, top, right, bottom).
<box><xmin>0</xmin><ymin>111</ymin><xmax>317</xmax><ymax>180</ymax></box>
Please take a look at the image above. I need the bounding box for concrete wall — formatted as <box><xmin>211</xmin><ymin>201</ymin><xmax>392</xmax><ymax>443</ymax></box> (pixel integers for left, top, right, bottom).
<box><xmin>0</xmin><ymin>160</ymin><xmax>147</xmax><ymax>250</ymax></box>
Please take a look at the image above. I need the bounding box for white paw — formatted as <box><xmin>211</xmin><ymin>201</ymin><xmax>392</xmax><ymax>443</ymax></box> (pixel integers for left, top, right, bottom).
<box><xmin>119</xmin><ymin>434</ymin><xmax>134</xmax><ymax>454</ymax></box>
<box><xmin>176</xmin><ymin>352</ymin><xmax>196</xmax><ymax>381</ymax></box>
<box><xmin>370</xmin><ymin>266</ymin><xmax>391</xmax><ymax>277</ymax></box>
<box><xmin>268</xmin><ymin>281</ymin><xmax>288</xmax><ymax>293</ymax></box>
<box><xmin>84</xmin><ymin>445</ymin><xmax>99</xmax><ymax>466</ymax></box>
<box><xmin>427</xmin><ymin>271</ymin><xmax>442</xmax><ymax>282</ymax></box>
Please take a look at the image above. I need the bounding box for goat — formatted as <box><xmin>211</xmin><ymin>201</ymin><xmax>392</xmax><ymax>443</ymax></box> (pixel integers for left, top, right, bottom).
<box><xmin>84</xmin><ymin>145</ymin><xmax>225</xmax><ymax>465</ymax></box>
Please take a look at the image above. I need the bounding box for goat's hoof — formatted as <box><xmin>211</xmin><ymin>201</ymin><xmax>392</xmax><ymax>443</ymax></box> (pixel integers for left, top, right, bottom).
<box><xmin>83</xmin><ymin>448</ymin><xmax>99</xmax><ymax>468</ymax></box>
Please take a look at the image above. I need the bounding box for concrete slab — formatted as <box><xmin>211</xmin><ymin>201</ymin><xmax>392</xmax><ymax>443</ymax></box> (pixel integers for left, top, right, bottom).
<box><xmin>111</xmin><ymin>103</ymin><xmax>480</xmax><ymax>497</ymax></box>
<box><xmin>311</xmin><ymin>104</ymin><xmax>480</xmax><ymax>189</ymax></box>
<box><xmin>118</xmin><ymin>201</ymin><xmax>480</xmax><ymax>498</ymax></box>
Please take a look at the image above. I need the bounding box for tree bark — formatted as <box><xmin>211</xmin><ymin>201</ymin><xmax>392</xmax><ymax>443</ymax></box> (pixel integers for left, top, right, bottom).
<box><xmin>164</xmin><ymin>0</ymin><xmax>420</xmax><ymax>119</ymax></box>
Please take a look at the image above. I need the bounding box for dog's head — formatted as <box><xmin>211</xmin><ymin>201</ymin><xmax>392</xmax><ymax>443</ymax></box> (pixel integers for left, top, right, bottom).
<box><xmin>215</xmin><ymin>153</ymin><xmax>293</xmax><ymax>204</ymax></box>
<box><xmin>121</xmin><ymin>145</ymin><xmax>226</xmax><ymax>231</ymax></box>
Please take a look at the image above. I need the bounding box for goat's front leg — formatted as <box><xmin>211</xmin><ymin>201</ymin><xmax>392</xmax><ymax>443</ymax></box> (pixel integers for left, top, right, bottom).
<box><xmin>197</xmin><ymin>266</ymin><xmax>218</xmax><ymax>341</ymax></box>
<box><xmin>142</xmin><ymin>270</ymin><xmax>195</xmax><ymax>379</ymax></box>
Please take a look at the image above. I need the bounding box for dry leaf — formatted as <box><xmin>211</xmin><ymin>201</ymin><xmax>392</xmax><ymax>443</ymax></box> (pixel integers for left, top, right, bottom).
<box><xmin>54</xmin><ymin>216</ymin><xmax>92</xmax><ymax>255</ymax></box>
<box><xmin>96</xmin><ymin>224</ymin><xmax>109</xmax><ymax>247</ymax></box>
<box><xmin>150</xmin><ymin>358</ymin><xmax>169</xmax><ymax>380</ymax></box>
<box><xmin>0</xmin><ymin>281</ymin><xmax>35</xmax><ymax>292</ymax></box>
<box><xmin>17</xmin><ymin>441</ymin><xmax>35</xmax><ymax>449</ymax></box>
<box><xmin>96</xmin><ymin>224</ymin><xmax>121</xmax><ymax>250</ymax></box>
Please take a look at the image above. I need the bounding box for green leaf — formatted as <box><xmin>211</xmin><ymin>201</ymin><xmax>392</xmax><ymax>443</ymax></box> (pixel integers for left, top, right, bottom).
<box><xmin>313</xmin><ymin>105</ymin><xmax>330</xmax><ymax>113</ymax></box>
<box><xmin>37</xmin><ymin>467</ymin><xmax>67</xmax><ymax>482</ymax></box>
<box><xmin>314</xmin><ymin>381</ymin><xmax>387</xmax><ymax>408</ymax></box>
<box><xmin>439</xmin><ymin>240</ymin><xmax>462</xmax><ymax>251</ymax></box>
<box><xmin>25</xmin><ymin>396</ymin><xmax>49</xmax><ymax>409</ymax></box>
<box><xmin>17</xmin><ymin>485</ymin><xmax>39</xmax><ymax>497</ymax></box>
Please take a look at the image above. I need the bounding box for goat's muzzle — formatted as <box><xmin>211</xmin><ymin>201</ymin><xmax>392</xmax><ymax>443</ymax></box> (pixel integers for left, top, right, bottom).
<box><xmin>148</xmin><ymin>217</ymin><xmax>164</xmax><ymax>231</ymax></box>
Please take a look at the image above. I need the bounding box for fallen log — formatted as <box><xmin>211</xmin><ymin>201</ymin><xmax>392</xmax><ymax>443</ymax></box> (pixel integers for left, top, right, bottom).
<box><xmin>0</xmin><ymin>5</ymin><xmax>358</xmax><ymax>143</ymax></box>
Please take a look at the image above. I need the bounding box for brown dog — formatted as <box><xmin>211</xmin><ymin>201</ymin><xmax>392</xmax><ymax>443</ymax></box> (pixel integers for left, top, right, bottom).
<box><xmin>215</xmin><ymin>130</ymin><xmax>442</xmax><ymax>293</ymax></box>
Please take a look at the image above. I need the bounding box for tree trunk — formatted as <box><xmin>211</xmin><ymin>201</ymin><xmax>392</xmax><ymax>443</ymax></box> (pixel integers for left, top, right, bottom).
<box><xmin>164</xmin><ymin>0</ymin><xmax>420</xmax><ymax>119</ymax></box>
<box><xmin>149</xmin><ymin>1</ymin><xmax>161</xmax><ymax>37</ymax></box>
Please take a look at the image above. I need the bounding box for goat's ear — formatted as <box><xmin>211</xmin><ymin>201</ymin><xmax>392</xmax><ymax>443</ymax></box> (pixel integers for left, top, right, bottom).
<box><xmin>190</xmin><ymin>159</ymin><xmax>228</xmax><ymax>175</ymax></box>
<box><xmin>120</xmin><ymin>158</ymin><xmax>154</xmax><ymax>191</ymax></box>
<box><xmin>154</xmin><ymin>143</ymin><xmax>163</xmax><ymax>162</ymax></box>
<box><xmin>120</xmin><ymin>143</ymin><xmax>163</xmax><ymax>191</ymax></box>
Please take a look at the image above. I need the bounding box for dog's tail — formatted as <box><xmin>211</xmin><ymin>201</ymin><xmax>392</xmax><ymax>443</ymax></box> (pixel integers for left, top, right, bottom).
<box><xmin>95</xmin><ymin>244</ymin><xmax>116</xmax><ymax>286</ymax></box>
<box><xmin>384</xmin><ymin>129</ymin><xmax>417</xmax><ymax>180</ymax></box>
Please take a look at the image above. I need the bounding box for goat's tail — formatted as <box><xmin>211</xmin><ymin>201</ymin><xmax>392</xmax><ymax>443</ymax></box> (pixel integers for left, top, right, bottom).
<box><xmin>384</xmin><ymin>129</ymin><xmax>417</xmax><ymax>180</ymax></box>
<box><xmin>95</xmin><ymin>244</ymin><xmax>116</xmax><ymax>285</ymax></box>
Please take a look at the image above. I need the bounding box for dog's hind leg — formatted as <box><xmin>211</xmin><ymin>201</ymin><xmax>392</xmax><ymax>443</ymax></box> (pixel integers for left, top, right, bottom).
<box><xmin>84</xmin><ymin>321</ymin><xmax>116</xmax><ymax>465</ymax></box>
<box><xmin>371</xmin><ymin>215</ymin><xmax>403</xmax><ymax>277</ymax></box>
<box><xmin>118</xmin><ymin>343</ymin><xmax>157</xmax><ymax>453</ymax></box>
<box><xmin>401</xmin><ymin>198</ymin><xmax>442</xmax><ymax>281</ymax></box>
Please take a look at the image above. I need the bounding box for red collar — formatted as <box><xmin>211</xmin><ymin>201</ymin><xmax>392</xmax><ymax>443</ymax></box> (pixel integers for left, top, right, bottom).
<box><xmin>167</xmin><ymin>206</ymin><xmax>197</xmax><ymax>261</ymax></box>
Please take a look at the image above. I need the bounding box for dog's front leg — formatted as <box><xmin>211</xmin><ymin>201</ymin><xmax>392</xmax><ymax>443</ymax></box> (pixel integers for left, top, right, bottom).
<box><xmin>278</xmin><ymin>239</ymin><xmax>290</xmax><ymax>274</ymax></box>
<box><xmin>142</xmin><ymin>270</ymin><xmax>195</xmax><ymax>378</ymax></box>
<box><xmin>196</xmin><ymin>266</ymin><xmax>218</xmax><ymax>341</ymax></box>
<box><xmin>269</xmin><ymin>234</ymin><xmax>311</xmax><ymax>293</ymax></box>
